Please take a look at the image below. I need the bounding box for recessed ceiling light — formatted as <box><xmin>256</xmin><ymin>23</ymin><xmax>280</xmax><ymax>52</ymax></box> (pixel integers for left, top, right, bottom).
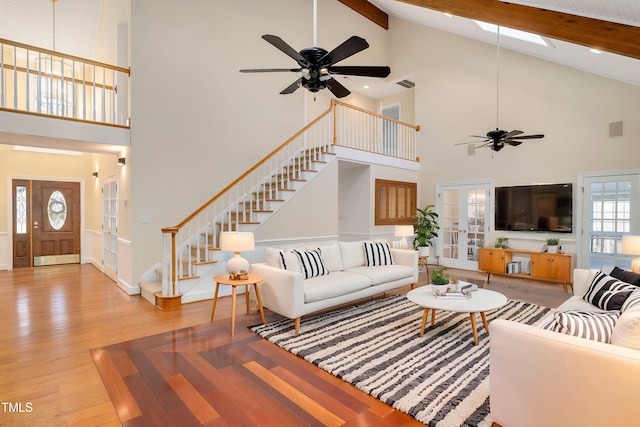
<box><xmin>444</xmin><ymin>13</ymin><xmax>453</xmax><ymax>17</ymax></box>
<box><xmin>473</xmin><ymin>20</ymin><xmax>549</xmax><ymax>47</ymax></box>
<box><xmin>590</xmin><ymin>48</ymin><xmax>602</xmax><ymax>54</ymax></box>
<box><xmin>363</xmin><ymin>85</ymin><xmax>370</xmax><ymax>89</ymax></box>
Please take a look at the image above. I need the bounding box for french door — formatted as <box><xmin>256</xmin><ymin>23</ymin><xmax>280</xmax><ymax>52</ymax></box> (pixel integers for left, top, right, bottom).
<box><xmin>581</xmin><ymin>173</ymin><xmax>640</xmax><ymax>271</ymax></box>
<box><xmin>102</xmin><ymin>176</ymin><xmax>118</xmax><ymax>281</ymax></box>
<box><xmin>12</xmin><ymin>179</ymin><xmax>81</xmax><ymax>268</ymax></box>
<box><xmin>437</xmin><ymin>182</ymin><xmax>492</xmax><ymax>270</ymax></box>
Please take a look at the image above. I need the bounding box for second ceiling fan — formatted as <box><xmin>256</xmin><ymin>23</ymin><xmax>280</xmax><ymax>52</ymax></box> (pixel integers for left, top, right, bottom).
<box><xmin>458</xmin><ymin>25</ymin><xmax>544</xmax><ymax>152</ymax></box>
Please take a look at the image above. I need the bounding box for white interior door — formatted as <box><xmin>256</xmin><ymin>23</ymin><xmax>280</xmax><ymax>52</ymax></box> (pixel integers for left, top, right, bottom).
<box><xmin>437</xmin><ymin>182</ymin><xmax>491</xmax><ymax>270</ymax></box>
<box><xmin>102</xmin><ymin>176</ymin><xmax>118</xmax><ymax>281</ymax></box>
<box><xmin>581</xmin><ymin>173</ymin><xmax>640</xmax><ymax>271</ymax></box>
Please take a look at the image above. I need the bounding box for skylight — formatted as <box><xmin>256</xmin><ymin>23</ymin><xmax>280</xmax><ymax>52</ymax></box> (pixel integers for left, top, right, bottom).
<box><xmin>473</xmin><ymin>20</ymin><xmax>549</xmax><ymax>47</ymax></box>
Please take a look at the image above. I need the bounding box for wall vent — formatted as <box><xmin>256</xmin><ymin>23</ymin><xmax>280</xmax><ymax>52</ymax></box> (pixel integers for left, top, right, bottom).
<box><xmin>609</xmin><ymin>121</ymin><xmax>623</xmax><ymax>138</ymax></box>
<box><xmin>396</xmin><ymin>79</ymin><xmax>415</xmax><ymax>88</ymax></box>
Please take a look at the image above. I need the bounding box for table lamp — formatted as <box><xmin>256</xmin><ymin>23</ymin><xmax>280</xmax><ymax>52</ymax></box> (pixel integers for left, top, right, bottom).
<box><xmin>220</xmin><ymin>231</ymin><xmax>255</xmax><ymax>273</ymax></box>
<box><xmin>621</xmin><ymin>235</ymin><xmax>640</xmax><ymax>273</ymax></box>
<box><xmin>395</xmin><ymin>225</ymin><xmax>415</xmax><ymax>249</ymax></box>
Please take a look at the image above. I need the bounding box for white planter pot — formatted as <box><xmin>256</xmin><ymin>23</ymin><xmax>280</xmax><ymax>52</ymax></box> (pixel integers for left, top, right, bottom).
<box><xmin>548</xmin><ymin>245</ymin><xmax>558</xmax><ymax>254</ymax></box>
<box><xmin>418</xmin><ymin>246</ymin><xmax>430</xmax><ymax>257</ymax></box>
<box><xmin>431</xmin><ymin>283</ymin><xmax>451</xmax><ymax>296</ymax></box>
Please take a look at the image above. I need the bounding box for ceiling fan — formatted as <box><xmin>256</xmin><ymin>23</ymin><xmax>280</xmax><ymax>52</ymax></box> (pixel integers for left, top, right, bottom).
<box><xmin>239</xmin><ymin>0</ymin><xmax>390</xmax><ymax>98</ymax></box>
<box><xmin>457</xmin><ymin>26</ymin><xmax>544</xmax><ymax>152</ymax></box>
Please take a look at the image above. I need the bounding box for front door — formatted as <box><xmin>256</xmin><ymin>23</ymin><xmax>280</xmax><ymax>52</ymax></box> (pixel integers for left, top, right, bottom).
<box><xmin>12</xmin><ymin>179</ymin><xmax>81</xmax><ymax>267</ymax></box>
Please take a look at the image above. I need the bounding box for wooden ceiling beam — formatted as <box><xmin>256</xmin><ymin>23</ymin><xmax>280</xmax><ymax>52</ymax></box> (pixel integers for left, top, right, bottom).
<box><xmin>338</xmin><ymin>0</ymin><xmax>389</xmax><ymax>30</ymax></box>
<box><xmin>398</xmin><ymin>0</ymin><xmax>640</xmax><ymax>60</ymax></box>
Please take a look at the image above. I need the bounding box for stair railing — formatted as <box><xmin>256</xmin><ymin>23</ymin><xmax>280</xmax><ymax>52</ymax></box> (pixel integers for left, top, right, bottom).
<box><xmin>0</xmin><ymin>38</ymin><xmax>129</xmax><ymax>127</ymax></box>
<box><xmin>160</xmin><ymin>99</ymin><xmax>420</xmax><ymax>298</ymax></box>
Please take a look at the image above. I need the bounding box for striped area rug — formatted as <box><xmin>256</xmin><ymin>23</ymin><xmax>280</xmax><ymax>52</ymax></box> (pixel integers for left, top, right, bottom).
<box><xmin>252</xmin><ymin>294</ymin><xmax>550</xmax><ymax>427</ymax></box>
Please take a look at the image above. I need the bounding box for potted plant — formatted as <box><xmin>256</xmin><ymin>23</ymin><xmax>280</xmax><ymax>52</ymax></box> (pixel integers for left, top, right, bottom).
<box><xmin>430</xmin><ymin>267</ymin><xmax>451</xmax><ymax>295</ymax></box>
<box><xmin>413</xmin><ymin>205</ymin><xmax>440</xmax><ymax>257</ymax></box>
<box><xmin>546</xmin><ymin>238</ymin><xmax>560</xmax><ymax>254</ymax></box>
<box><xmin>494</xmin><ymin>237</ymin><xmax>509</xmax><ymax>249</ymax></box>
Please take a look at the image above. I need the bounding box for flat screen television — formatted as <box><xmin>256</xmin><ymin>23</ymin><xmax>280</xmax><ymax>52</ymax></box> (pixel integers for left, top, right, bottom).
<box><xmin>495</xmin><ymin>183</ymin><xmax>573</xmax><ymax>233</ymax></box>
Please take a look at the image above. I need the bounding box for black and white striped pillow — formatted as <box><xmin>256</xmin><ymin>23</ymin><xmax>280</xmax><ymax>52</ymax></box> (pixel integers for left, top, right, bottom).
<box><xmin>364</xmin><ymin>241</ymin><xmax>394</xmax><ymax>266</ymax></box>
<box><xmin>541</xmin><ymin>310</ymin><xmax>620</xmax><ymax>343</ymax></box>
<box><xmin>293</xmin><ymin>249</ymin><xmax>329</xmax><ymax>279</ymax></box>
<box><xmin>583</xmin><ymin>271</ymin><xmax>635</xmax><ymax>310</ymax></box>
<box><xmin>621</xmin><ymin>288</ymin><xmax>640</xmax><ymax>313</ymax></box>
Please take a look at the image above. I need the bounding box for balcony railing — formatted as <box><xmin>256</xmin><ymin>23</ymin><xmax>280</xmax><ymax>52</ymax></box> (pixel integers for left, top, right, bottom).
<box><xmin>0</xmin><ymin>38</ymin><xmax>130</xmax><ymax>127</ymax></box>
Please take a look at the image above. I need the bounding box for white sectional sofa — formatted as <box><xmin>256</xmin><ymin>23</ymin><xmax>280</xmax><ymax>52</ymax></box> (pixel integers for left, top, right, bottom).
<box><xmin>251</xmin><ymin>240</ymin><xmax>418</xmax><ymax>333</ymax></box>
<box><xmin>490</xmin><ymin>268</ymin><xmax>640</xmax><ymax>427</ymax></box>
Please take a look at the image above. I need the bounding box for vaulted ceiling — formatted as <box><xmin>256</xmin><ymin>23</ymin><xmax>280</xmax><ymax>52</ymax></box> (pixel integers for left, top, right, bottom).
<box><xmin>342</xmin><ymin>0</ymin><xmax>640</xmax><ymax>95</ymax></box>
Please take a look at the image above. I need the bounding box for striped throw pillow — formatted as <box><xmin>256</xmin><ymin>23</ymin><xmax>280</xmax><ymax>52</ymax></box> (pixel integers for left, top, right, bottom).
<box><xmin>583</xmin><ymin>271</ymin><xmax>635</xmax><ymax>310</ymax></box>
<box><xmin>293</xmin><ymin>249</ymin><xmax>329</xmax><ymax>279</ymax></box>
<box><xmin>541</xmin><ymin>310</ymin><xmax>620</xmax><ymax>343</ymax></box>
<box><xmin>621</xmin><ymin>288</ymin><xmax>640</xmax><ymax>313</ymax></box>
<box><xmin>364</xmin><ymin>241</ymin><xmax>394</xmax><ymax>266</ymax></box>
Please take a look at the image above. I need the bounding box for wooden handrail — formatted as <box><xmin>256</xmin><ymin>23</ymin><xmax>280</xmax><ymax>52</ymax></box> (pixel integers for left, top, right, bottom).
<box><xmin>0</xmin><ymin>63</ymin><xmax>117</xmax><ymax>91</ymax></box>
<box><xmin>333</xmin><ymin>99</ymin><xmax>420</xmax><ymax>131</ymax></box>
<box><xmin>169</xmin><ymin>103</ymin><xmax>335</xmax><ymax>231</ymax></box>
<box><xmin>0</xmin><ymin>38</ymin><xmax>130</xmax><ymax>75</ymax></box>
<box><xmin>0</xmin><ymin>107</ymin><xmax>130</xmax><ymax>129</ymax></box>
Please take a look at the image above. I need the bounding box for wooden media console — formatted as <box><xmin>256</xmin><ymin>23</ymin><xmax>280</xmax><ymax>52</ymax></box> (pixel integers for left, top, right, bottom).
<box><xmin>478</xmin><ymin>247</ymin><xmax>576</xmax><ymax>292</ymax></box>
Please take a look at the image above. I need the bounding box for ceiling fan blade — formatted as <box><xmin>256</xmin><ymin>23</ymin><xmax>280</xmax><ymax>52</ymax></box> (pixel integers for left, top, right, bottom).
<box><xmin>508</xmin><ymin>140</ymin><xmax>524</xmax><ymax>146</ymax></box>
<box><xmin>240</xmin><ymin>68</ymin><xmax>301</xmax><ymax>73</ymax></box>
<box><xmin>240</xmin><ymin>68</ymin><xmax>302</xmax><ymax>73</ymax></box>
<box><xmin>509</xmin><ymin>134</ymin><xmax>545</xmax><ymax>140</ymax></box>
<box><xmin>328</xmin><ymin>65</ymin><xmax>390</xmax><ymax>78</ymax></box>
<box><xmin>262</xmin><ymin>34</ymin><xmax>310</xmax><ymax>67</ymax></box>
<box><xmin>321</xmin><ymin>36</ymin><xmax>369</xmax><ymax>65</ymax></box>
<box><xmin>326</xmin><ymin>78</ymin><xmax>351</xmax><ymax>98</ymax></box>
<box><xmin>505</xmin><ymin>130</ymin><xmax>524</xmax><ymax>138</ymax></box>
<box><xmin>469</xmin><ymin>134</ymin><xmax>489</xmax><ymax>139</ymax></box>
<box><xmin>456</xmin><ymin>140</ymin><xmax>489</xmax><ymax>145</ymax></box>
<box><xmin>280</xmin><ymin>78</ymin><xmax>302</xmax><ymax>95</ymax></box>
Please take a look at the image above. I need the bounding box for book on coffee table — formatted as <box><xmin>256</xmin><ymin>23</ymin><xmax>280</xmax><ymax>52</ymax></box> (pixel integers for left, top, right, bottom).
<box><xmin>435</xmin><ymin>291</ymin><xmax>472</xmax><ymax>299</ymax></box>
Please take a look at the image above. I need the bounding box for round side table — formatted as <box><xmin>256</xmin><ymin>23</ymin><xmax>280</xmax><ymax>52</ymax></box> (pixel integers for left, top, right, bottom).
<box><xmin>212</xmin><ymin>273</ymin><xmax>265</xmax><ymax>336</ymax></box>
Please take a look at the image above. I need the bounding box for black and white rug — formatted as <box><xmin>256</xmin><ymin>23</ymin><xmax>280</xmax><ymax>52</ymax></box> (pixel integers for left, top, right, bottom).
<box><xmin>252</xmin><ymin>294</ymin><xmax>550</xmax><ymax>427</ymax></box>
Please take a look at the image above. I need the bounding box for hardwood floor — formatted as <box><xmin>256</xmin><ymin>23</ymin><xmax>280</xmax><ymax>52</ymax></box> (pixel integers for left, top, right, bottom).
<box><xmin>0</xmin><ymin>263</ymin><xmax>571</xmax><ymax>426</ymax></box>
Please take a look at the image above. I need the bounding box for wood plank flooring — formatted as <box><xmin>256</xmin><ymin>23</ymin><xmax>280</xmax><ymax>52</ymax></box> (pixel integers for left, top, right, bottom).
<box><xmin>0</xmin><ymin>263</ymin><xmax>571</xmax><ymax>426</ymax></box>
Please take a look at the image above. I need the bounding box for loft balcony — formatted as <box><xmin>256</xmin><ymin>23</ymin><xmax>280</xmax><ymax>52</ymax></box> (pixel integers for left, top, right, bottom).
<box><xmin>0</xmin><ymin>38</ymin><xmax>130</xmax><ymax>151</ymax></box>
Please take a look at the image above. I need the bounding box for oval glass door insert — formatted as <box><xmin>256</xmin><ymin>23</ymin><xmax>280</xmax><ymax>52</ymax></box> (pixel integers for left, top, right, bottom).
<box><xmin>47</xmin><ymin>191</ymin><xmax>67</xmax><ymax>230</ymax></box>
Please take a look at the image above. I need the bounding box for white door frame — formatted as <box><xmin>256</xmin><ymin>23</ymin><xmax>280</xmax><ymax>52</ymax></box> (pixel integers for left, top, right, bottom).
<box><xmin>102</xmin><ymin>174</ymin><xmax>118</xmax><ymax>281</ymax></box>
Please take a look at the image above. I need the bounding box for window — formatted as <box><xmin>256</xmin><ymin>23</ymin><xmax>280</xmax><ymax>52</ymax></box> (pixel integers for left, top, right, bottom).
<box><xmin>375</xmin><ymin>179</ymin><xmax>417</xmax><ymax>225</ymax></box>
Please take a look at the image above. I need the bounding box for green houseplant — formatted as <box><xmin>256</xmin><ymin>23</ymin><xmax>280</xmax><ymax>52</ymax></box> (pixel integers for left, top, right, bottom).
<box><xmin>412</xmin><ymin>205</ymin><xmax>440</xmax><ymax>256</ymax></box>
<box><xmin>546</xmin><ymin>238</ymin><xmax>560</xmax><ymax>253</ymax></box>
<box><xmin>430</xmin><ymin>267</ymin><xmax>451</xmax><ymax>295</ymax></box>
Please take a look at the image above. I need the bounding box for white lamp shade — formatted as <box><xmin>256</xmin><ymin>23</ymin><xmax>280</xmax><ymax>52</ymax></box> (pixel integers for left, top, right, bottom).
<box><xmin>220</xmin><ymin>232</ymin><xmax>255</xmax><ymax>252</ymax></box>
<box><xmin>622</xmin><ymin>235</ymin><xmax>640</xmax><ymax>274</ymax></box>
<box><xmin>395</xmin><ymin>225</ymin><xmax>415</xmax><ymax>237</ymax></box>
<box><xmin>621</xmin><ymin>235</ymin><xmax>640</xmax><ymax>255</ymax></box>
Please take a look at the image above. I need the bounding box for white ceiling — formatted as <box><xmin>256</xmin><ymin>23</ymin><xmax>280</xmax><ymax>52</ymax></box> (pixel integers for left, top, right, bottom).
<box><xmin>0</xmin><ymin>0</ymin><xmax>638</xmax><ymax>99</ymax></box>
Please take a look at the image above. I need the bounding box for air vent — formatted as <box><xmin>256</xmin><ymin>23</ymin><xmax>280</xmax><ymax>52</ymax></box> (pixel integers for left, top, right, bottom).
<box><xmin>396</xmin><ymin>79</ymin><xmax>415</xmax><ymax>88</ymax></box>
<box><xmin>609</xmin><ymin>121</ymin><xmax>623</xmax><ymax>138</ymax></box>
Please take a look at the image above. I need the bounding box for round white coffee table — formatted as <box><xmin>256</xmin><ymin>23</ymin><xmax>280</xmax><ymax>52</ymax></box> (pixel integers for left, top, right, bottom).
<box><xmin>406</xmin><ymin>285</ymin><xmax>508</xmax><ymax>345</ymax></box>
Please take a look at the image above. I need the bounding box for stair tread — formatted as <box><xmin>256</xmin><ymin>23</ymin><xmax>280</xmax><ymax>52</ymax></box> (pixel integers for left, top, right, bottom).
<box><xmin>192</xmin><ymin>259</ymin><xmax>218</xmax><ymax>266</ymax></box>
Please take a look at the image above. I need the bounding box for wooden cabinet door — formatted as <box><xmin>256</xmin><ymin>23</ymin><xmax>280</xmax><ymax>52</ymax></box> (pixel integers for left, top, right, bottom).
<box><xmin>478</xmin><ymin>248</ymin><xmax>506</xmax><ymax>273</ymax></box>
<box><xmin>531</xmin><ymin>254</ymin><xmax>572</xmax><ymax>281</ymax></box>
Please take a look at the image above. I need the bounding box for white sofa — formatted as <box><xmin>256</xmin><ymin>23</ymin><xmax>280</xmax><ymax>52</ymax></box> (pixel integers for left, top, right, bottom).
<box><xmin>251</xmin><ymin>240</ymin><xmax>418</xmax><ymax>333</ymax></box>
<box><xmin>490</xmin><ymin>268</ymin><xmax>640</xmax><ymax>427</ymax></box>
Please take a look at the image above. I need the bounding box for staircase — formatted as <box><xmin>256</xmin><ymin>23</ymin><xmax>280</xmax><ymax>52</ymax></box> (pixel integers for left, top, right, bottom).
<box><xmin>140</xmin><ymin>100</ymin><xmax>420</xmax><ymax>308</ymax></box>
